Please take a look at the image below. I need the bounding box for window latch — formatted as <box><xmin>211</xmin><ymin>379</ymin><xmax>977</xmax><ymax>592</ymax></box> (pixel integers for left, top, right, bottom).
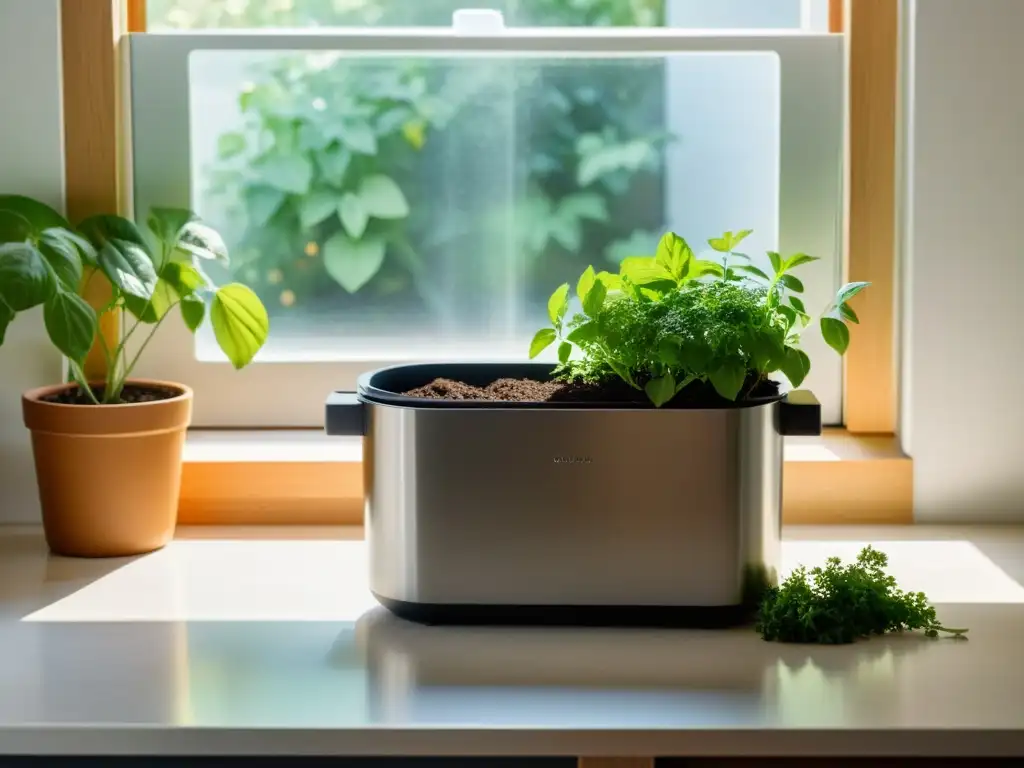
<box><xmin>452</xmin><ymin>9</ymin><xmax>506</xmax><ymax>34</ymax></box>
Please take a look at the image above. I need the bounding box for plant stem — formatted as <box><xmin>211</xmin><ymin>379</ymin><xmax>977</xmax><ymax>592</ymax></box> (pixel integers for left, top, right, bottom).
<box><xmin>119</xmin><ymin>302</ymin><xmax>179</xmax><ymax>388</ymax></box>
<box><xmin>68</xmin><ymin>361</ymin><xmax>101</xmax><ymax>405</ymax></box>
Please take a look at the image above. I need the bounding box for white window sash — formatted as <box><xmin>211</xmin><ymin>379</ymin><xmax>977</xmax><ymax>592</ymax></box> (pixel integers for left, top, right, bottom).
<box><xmin>127</xmin><ymin>28</ymin><xmax>843</xmax><ymax>427</ymax></box>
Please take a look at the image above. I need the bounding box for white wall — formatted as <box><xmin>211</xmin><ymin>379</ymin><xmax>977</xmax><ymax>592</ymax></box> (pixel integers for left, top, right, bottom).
<box><xmin>904</xmin><ymin>0</ymin><xmax>1024</xmax><ymax>520</ymax></box>
<box><xmin>0</xmin><ymin>0</ymin><xmax>64</xmax><ymax>523</ymax></box>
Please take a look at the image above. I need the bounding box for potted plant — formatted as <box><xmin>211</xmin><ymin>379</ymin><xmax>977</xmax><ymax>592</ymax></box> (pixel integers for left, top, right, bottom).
<box><xmin>325</xmin><ymin>229</ymin><xmax>870</xmax><ymax>626</ymax></box>
<box><xmin>525</xmin><ymin>228</ymin><xmax>868</xmax><ymax>406</ymax></box>
<box><xmin>0</xmin><ymin>195</ymin><xmax>268</xmax><ymax>557</ymax></box>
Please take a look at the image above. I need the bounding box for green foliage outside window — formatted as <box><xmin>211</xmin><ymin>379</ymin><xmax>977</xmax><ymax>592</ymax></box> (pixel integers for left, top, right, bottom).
<box><xmin>154</xmin><ymin>0</ymin><xmax>668</xmax><ymax>317</ymax></box>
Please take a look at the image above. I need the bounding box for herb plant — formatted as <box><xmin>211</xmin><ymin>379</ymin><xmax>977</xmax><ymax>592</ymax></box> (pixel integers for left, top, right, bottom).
<box><xmin>530</xmin><ymin>230</ymin><xmax>869</xmax><ymax>406</ymax></box>
<box><xmin>757</xmin><ymin>546</ymin><xmax>968</xmax><ymax>644</ymax></box>
<box><xmin>0</xmin><ymin>195</ymin><xmax>269</xmax><ymax>404</ymax></box>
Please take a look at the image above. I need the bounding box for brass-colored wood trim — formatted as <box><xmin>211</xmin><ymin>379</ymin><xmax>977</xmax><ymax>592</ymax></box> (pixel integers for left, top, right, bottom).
<box><xmin>843</xmin><ymin>0</ymin><xmax>899</xmax><ymax>433</ymax></box>
<box><xmin>830</xmin><ymin>0</ymin><xmax>845</xmax><ymax>33</ymax></box>
<box><xmin>60</xmin><ymin>0</ymin><xmax>125</xmax><ymax>381</ymax></box>
<box><xmin>178</xmin><ymin>461</ymin><xmax>363</xmax><ymax>526</ymax></box>
<box><xmin>127</xmin><ymin>0</ymin><xmax>146</xmax><ymax>32</ymax></box>
<box><xmin>179</xmin><ymin>430</ymin><xmax>912</xmax><ymax>526</ymax></box>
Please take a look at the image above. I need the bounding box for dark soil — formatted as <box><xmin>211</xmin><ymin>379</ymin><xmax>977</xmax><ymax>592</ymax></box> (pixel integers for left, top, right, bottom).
<box><xmin>403</xmin><ymin>375</ymin><xmax>779</xmax><ymax>407</ymax></box>
<box><xmin>41</xmin><ymin>384</ymin><xmax>183</xmax><ymax>406</ymax></box>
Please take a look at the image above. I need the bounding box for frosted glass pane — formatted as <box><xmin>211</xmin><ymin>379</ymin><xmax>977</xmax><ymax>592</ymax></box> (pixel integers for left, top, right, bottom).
<box><xmin>188</xmin><ymin>51</ymin><xmax>779</xmax><ymax>362</ymax></box>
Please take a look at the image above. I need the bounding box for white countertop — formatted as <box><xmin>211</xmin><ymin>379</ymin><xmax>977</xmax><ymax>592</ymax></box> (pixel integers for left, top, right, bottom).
<box><xmin>2</xmin><ymin>524</ymin><xmax>1024</xmax><ymax>757</ymax></box>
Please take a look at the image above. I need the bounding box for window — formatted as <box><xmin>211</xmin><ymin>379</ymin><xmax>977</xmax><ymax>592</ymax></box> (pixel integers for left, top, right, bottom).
<box><xmin>127</xmin><ymin>4</ymin><xmax>842</xmax><ymax>427</ymax></box>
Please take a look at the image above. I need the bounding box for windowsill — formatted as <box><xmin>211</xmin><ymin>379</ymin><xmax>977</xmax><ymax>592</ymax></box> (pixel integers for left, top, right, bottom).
<box><xmin>182</xmin><ymin>427</ymin><xmax>902</xmax><ymax>464</ymax></box>
<box><xmin>183</xmin><ymin>429</ymin><xmax>362</xmax><ymax>463</ymax></box>
<box><xmin>179</xmin><ymin>428</ymin><xmax>912</xmax><ymax>526</ymax></box>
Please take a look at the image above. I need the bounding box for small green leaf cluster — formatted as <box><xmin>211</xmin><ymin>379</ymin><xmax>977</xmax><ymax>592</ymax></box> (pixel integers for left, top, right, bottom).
<box><xmin>757</xmin><ymin>546</ymin><xmax>969</xmax><ymax>644</ymax></box>
<box><xmin>530</xmin><ymin>230</ymin><xmax>869</xmax><ymax>407</ymax></box>
<box><xmin>0</xmin><ymin>195</ymin><xmax>269</xmax><ymax>404</ymax></box>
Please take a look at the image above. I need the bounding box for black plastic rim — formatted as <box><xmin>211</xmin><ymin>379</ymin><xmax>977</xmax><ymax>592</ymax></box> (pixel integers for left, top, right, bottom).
<box><xmin>356</xmin><ymin>362</ymin><xmax>784</xmax><ymax>411</ymax></box>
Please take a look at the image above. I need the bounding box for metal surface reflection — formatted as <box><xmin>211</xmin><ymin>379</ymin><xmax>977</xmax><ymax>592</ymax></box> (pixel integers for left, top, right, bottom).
<box><xmin>351</xmin><ymin>608</ymin><xmax>944</xmax><ymax>729</ymax></box>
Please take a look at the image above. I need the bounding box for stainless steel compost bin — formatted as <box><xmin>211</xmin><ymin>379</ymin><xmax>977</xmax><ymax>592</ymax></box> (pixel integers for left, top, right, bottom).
<box><xmin>326</xmin><ymin>362</ymin><xmax>820</xmax><ymax>626</ymax></box>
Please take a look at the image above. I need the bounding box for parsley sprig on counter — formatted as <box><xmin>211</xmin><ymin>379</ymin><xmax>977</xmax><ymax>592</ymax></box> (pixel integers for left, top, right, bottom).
<box><xmin>757</xmin><ymin>546</ymin><xmax>969</xmax><ymax>644</ymax></box>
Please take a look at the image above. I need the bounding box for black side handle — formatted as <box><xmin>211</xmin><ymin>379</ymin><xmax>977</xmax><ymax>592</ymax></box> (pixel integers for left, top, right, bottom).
<box><xmin>778</xmin><ymin>389</ymin><xmax>821</xmax><ymax>436</ymax></box>
<box><xmin>325</xmin><ymin>392</ymin><xmax>365</xmax><ymax>436</ymax></box>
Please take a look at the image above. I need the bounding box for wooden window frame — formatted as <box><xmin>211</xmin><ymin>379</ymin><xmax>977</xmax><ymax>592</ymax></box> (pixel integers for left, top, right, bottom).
<box><xmin>69</xmin><ymin>0</ymin><xmax>909</xmax><ymax>527</ymax></box>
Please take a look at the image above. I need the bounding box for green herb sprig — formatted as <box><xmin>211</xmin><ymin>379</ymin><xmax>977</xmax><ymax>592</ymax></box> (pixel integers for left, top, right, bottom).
<box><xmin>756</xmin><ymin>546</ymin><xmax>969</xmax><ymax>644</ymax></box>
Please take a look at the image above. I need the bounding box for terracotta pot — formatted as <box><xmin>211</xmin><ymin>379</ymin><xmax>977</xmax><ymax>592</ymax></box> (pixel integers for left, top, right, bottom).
<box><xmin>22</xmin><ymin>380</ymin><xmax>193</xmax><ymax>558</ymax></box>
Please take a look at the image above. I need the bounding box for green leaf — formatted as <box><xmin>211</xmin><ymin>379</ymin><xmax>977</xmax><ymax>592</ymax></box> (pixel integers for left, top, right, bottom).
<box><xmin>529</xmin><ymin>328</ymin><xmax>556</xmax><ymax>359</ymax></box>
<box><xmin>124</xmin><ymin>278</ymin><xmax>177</xmax><ymax>323</ymax></box>
<box><xmin>335</xmin><ymin>121</ymin><xmax>378</xmax><ymax>155</ymax></box>
<box><xmin>339</xmin><ymin>193</ymin><xmax>369</xmax><ymax>238</ymax></box>
<box><xmin>161</xmin><ymin>261</ymin><xmax>206</xmax><ymax>297</ymax></box>
<box><xmin>778</xmin><ymin>305</ymin><xmax>798</xmax><ymax>331</ymax></box>
<box><xmin>217</xmin><ymin>132</ymin><xmax>246</xmax><ymax>159</ymax></box>
<box><xmin>318</xmin><ymin>146</ymin><xmax>351</xmax><ymax>186</ymax></box>
<box><xmin>177</xmin><ymin>221</ymin><xmax>228</xmax><ymax>265</ymax></box>
<box><xmin>0</xmin><ymin>298</ymin><xmax>13</xmax><ymax>345</ymax></box>
<box><xmin>559</xmin><ymin>193</ymin><xmax>608</xmax><ymax>222</ymax></box>
<box><xmin>324</xmin><ymin>233</ymin><xmax>386</xmax><ymax>293</ymax></box>
<box><xmin>79</xmin><ymin>214</ymin><xmax>150</xmax><ymax>251</ymax></box>
<box><xmin>732</xmin><ymin>229</ymin><xmax>753</xmax><ymax>248</ymax></box>
<box><xmin>789</xmin><ymin>296</ymin><xmax>811</xmax><ymax>326</ymax></box>
<box><xmin>245</xmin><ymin>186</ymin><xmax>286</xmax><ymax>228</ymax></box>
<box><xmin>557</xmin><ymin>341</ymin><xmax>572</xmax><ymax>364</ymax></box>
<box><xmin>619</xmin><ymin>256</ymin><xmax>673</xmax><ymax>286</ymax></box>
<box><xmin>709</xmin><ymin>362</ymin><xmax>746</xmax><ymax>401</ymax></box>
<box><xmin>657</xmin><ymin>337</ymin><xmax>683</xmax><ymax>366</ymax></box>
<box><xmin>734</xmin><ymin>264</ymin><xmax>770</xmax><ymax>281</ymax></box>
<box><xmin>209</xmin><ymin>283</ymin><xmax>269</xmax><ymax>369</ymax></box>
<box><xmin>645</xmin><ymin>372</ymin><xmax>676</xmax><ymax>408</ymax></box>
<box><xmin>96</xmin><ymin>239</ymin><xmax>157</xmax><ymax>299</ymax></box>
<box><xmin>147</xmin><ymin>207</ymin><xmax>196</xmax><ymax>248</ymax></box>
<box><xmin>38</xmin><ymin>230</ymin><xmax>83</xmax><ymax>290</ymax></box>
<box><xmin>838</xmin><ymin>303</ymin><xmax>860</xmax><ymax>324</ymax></box>
<box><xmin>780</xmin><ymin>346</ymin><xmax>811</xmax><ymax>388</ymax></box>
<box><xmin>679</xmin><ymin>342</ymin><xmax>709</xmax><ymax>373</ymax></box>
<box><xmin>254</xmin><ymin>153</ymin><xmax>313</xmax><ymax>195</ymax></box>
<box><xmin>836</xmin><ymin>281</ymin><xmax>871</xmax><ymax>305</ymax></box>
<box><xmin>547</xmin><ymin>282</ymin><xmax>570</xmax><ymax>325</ymax></box>
<box><xmin>567</xmin><ymin>322</ymin><xmax>598</xmax><ymax>344</ymax></box>
<box><xmin>655</xmin><ymin>232</ymin><xmax>693</xmax><ymax>282</ymax></box>
<box><xmin>577</xmin><ymin>139</ymin><xmax>654</xmax><ymax>186</ymax></box>
<box><xmin>784</xmin><ymin>252</ymin><xmax>819</xmax><ymax>270</ymax></box>
<box><xmin>50</xmin><ymin>228</ymin><xmax>97</xmax><ymax>267</ymax></box>
<box><xmin>779</xmin><ymin>274</ymin><xmax>805</xmax><ymax>293</ymax></box>
<box><xmin>595</xmin><ymin>271</ymin><xmax>622</xmax><ymax>291</ymax></box>
<box><xmin>693</xmin><ymin>259</ymin><xmax>725</xmax><ymax>278</ymax></box>
<box><xmin>581</xmin><ymin>280</ymin><xmax>607</xmax><ymax>317</ymax></box>
<box><xmin>299</xmin><ymin>191</ymin><xmax>338</xmax><ymax>230</ymax></box>
<box><xmin>0</xmin><ymin>210</ymin><xmax>32</xmax><ymax>242</ymax></box>
<box><xmin>821</xmin><ymin>316</ymin><xmax>851</xmax><ymax>354</ymax></box>
<box><xmin>708</xmin><ymin>235</ymin><xmax>730</xmax><ymax>253</ymax></box>
<box><xmin>548</xmin><ymin>213</ymin><xmax>582</xmax><ymax>252</ymax></box>
<box><xmin>576</xmin><ymin>265</ymin><xmax>596</xmax><ymax>303</ymax></box>
<box><xmin>0</xmin><ymin>242</ymin><xmax>56</xmax><ymax>311</ymax></box>
<box><xmin>0</xmin><ymin>195</ymin><xmax>68</xmax><ymax>232</ymax></box>
<box><xmin>181</xmin><ymin>295</ymin><xmax>205</xmax><ymax>332</ymax></box>
<box><xmin>43</xmin><ymin>289</ymin><xmax>96</xmax><ymax>365</ymax></box>
<box><xmin>78</xmin><ymin>215</ymin><xmax>157</xmax><ymax>299</ymax></box>
<box><xmin>359</xmin><ymin>175</ymin><xmax>409</xmax><ymax>219</ymax></box>
<box><xmin>767</xmin><ymin>251</ymin><xmax>783</xmax><ymax>275</ymax></box>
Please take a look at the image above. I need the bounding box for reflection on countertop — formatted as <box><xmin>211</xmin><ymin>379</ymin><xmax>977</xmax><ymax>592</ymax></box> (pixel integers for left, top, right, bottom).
<box><xmin>2</xmin><ymin>525</ymin><xmax>1024</xmax><ymax>756</ymax></box>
